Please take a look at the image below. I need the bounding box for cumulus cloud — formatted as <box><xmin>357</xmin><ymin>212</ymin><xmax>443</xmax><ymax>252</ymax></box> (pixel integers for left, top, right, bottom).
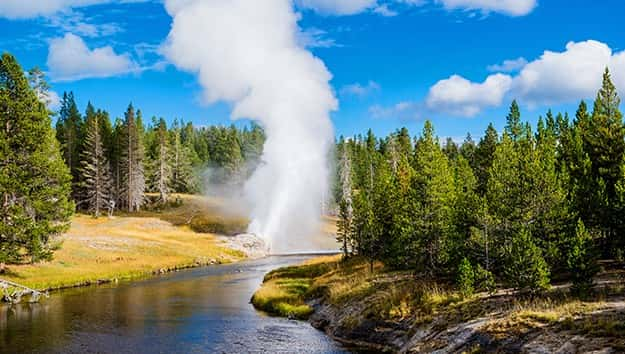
<box><xmin>425</xmin><ymin>73</ymin><xmax>512</xmax><ymax>116</ymax></box>
<box><xmin>435</xmin><ymin>0</ymin><xmax>536</xmax><ymax>16</ymax></box>
<box><xmin>423</xmin><ymin>40</ymin><xmax>625</xmax><ymax>117</ymax></box>
<box><xmin>512</xmin><ymin>40</ymin><xmax>624</xmax><ymax>106</ymax></box>
<box><xmin>487</xmin><ymin>57</ymin><xmax>528</xmax><ymax>72</ymax></box>
<box><xmin>340</xmin><ymin>80</ymin><xmax>381</xmax><ymax>97</ymax></box>
<box><xmin>47</xmin><ymin>33</ymin><xmax>138</xmax><ymax>81</ymax></box>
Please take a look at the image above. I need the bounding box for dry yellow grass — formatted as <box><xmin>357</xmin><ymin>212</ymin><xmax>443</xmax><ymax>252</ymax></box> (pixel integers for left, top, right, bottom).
<box><xmin>2</xmin><ymin>195</ymin><xmax>245</xmax><ymax>291</ymax></box>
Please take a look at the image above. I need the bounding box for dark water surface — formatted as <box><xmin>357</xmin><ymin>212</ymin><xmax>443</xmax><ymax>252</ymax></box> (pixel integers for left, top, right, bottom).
<box><xmin>0</xmin><ymin>256</ymin><xmax>348</xmax><ymax>353</ymax></box>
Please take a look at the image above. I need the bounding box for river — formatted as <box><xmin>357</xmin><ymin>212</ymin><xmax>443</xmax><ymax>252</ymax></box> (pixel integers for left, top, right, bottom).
<box><xmin>0</xmin><ymin>256</ymin><xmax>348</xmax><ymax>353</ymax></box>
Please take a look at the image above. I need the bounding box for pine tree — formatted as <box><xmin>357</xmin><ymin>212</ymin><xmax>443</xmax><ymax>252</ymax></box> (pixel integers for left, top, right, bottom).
<box><xmin>474</xmin><ymin>123</ymin><xmax>498</xmax><ymax>195</ymax></box>
<box><xmin>567</xmin><ymin>219</ymin><xmax>598</xmax><ymax>297</ymax></box>
<box><xmin>151</xmin><ymin>118</ymin><xmax>172</xmax><ymax>202</ymax></box>
<box><xmin>452</xmin><ymin>156</ymin><xmax>480</xmax><ymax>263</ymax></box>
<box><xmin>119</xmin><ymin>104</ymin><xmax>145</xmax><ymax>212</ymax></box>
<box><xmin>56</xmin><ymin>91</ymin><xmax>84</xmax><ymax>198</ymax></box>
<box><xmin>410</xmin><ymin>121</ymin><xmax>455</xmax><ymax>273</ymax></box>
<box><xmin>170</xmin><ymin>126</ymin><xmax>198</xmax><ymax>193</ymax></box>
<box><xmin>504</xmin><ymin>227</ymin><xmax>550</xmax><ymax>291</ymax></box>
<box><xmin>0</xmin><ymin>53</ymin><xmax>74</xmax><ymax>263</ymax></box>
<box><xmin>459</xmin><ymin>133</ymin><xmax>476</xmax><ymax>166</ymax></box>
<box><xmin>27</xmin><ymin>67</ymin><xmax>53</xmax><ymax>108</ymax></box>
<box><xmin>505</xmin><ymin>100</ymin><xmax>523</xmax><ymax>142</ymax></box>
<box><xmin>584</xmin><ymin>69</ymin><xmax>625</xmax><ymax>253</ymax></box>
<box><xmin>336</xmin><ymin>142</ymin><xmax>354</xmax><ymax>256</ymax></box>
<box><xmin>79</xmin><ymin>105</ymin><xmax>112</xmax><ymax>217</ymax></box>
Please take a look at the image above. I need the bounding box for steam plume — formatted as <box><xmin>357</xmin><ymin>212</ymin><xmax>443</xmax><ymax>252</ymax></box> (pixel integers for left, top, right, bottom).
<box><xmin>163</xmin><ymin>0</ymin><xmax>337</xmax><ymax>252</ymax></box>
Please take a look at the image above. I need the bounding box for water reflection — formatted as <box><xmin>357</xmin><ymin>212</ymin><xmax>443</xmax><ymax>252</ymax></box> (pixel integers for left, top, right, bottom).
<box><xmin>0</xmin><ymin>257</ymin><xmax>347</xmax><ymax>353</ymax></box>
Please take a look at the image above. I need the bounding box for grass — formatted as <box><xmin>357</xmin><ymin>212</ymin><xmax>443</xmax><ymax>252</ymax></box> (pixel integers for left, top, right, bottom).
<box><xmin>1</xmin><ymin>194</ymin><xmax>246</xmax><ymax>291</ymax></box>
<box><xmin>251</xmin><ymin>255</ymin><xmax>466</xmax><ymax>324</ymax></box>
<box><xmin>252</xmin><ymin>278</ymin><xmax>315</xmax><ymax>319</ymax></box>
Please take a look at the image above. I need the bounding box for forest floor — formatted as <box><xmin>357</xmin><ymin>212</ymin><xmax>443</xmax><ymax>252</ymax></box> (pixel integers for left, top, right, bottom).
<box><xmin>252</xmin><ymin>256</ymin><xmax>625</xmax><ymax>353</ymax></box>
<box><xmin>0</xmin><ymin>194</ymin><xmax>250</xmax><ymax>292</ymax></box>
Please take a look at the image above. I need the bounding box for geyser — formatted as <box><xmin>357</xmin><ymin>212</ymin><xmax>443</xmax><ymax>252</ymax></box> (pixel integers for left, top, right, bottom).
<box><xmin>163</xmin><ymin>0</ymin><xmax>337</xmax><ymax>252</ymax></box>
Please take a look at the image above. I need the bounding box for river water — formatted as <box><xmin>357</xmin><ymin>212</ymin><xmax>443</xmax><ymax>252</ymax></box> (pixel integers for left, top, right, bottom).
<box><xmin>0</xmin><ymin>256</ymin><xmax>348</xmax><ymax>353</ymax></box>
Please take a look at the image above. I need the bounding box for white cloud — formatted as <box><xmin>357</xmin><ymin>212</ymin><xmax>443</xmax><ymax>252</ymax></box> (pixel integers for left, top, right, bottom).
<box><xmin>435</xmin><ymin>0</ymin><xmax>537</xmax><ymax>16</ymax></box>
<box><xmin>425</xmin><ymin>73</ymin><xmax>512</xmax><ymax>116</ymax></box>
<box><xmin>47</xmin><ymin>33</ymin><xmax>138</xmax><ymax>81</ymax></box>
<box><xmin>422</xmin><ymin>39</ymin><xmax>625</xmax><ymax>117</ymax></box>
<box><xmin>373</xmin><ymin>4</ymin><xmax>399</xmax><ymax>16</ymax></box>
<box><xmin>487</xmin><ymin>57</ymin><xmax>528</xmax><ymax>72</ymax></box>
<box><xmin>369</xmin><ymin>101</ymin><xmax>420</xmax><ymax>119</ymax></box>
<box><xmin>512</xmin><ymin>40</ymin><xmax>624</xmax><ymax>106</ymax></box>
<box><xmin>0</xmin><ymin>0</ymin><xmax>110</xmax><ymax>19</ymax></box>
<box><xmin>297</xmin><ymin>27</ymin><xmax>340</xmax><ymax>48</ymax></box>
<box><xmin>340</xmin><ymin>80</ymin><xmax>381</xmax><ymax>97</ymax></box>
<box><xmin>295</xmin><ymin>0</ymin><xmax>378</xmax><ymax>15</ymax></box>
<box><xmin>46</xmin><ymin>10</ymin><xmax>123</xmax><ymax>38</ymax></box>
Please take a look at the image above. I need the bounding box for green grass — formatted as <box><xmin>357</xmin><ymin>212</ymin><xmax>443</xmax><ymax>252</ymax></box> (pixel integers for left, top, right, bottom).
<box><xmin>251</xmin><ymin>278</ymin><xmax>315</xmax><ymax>319</ymax></box>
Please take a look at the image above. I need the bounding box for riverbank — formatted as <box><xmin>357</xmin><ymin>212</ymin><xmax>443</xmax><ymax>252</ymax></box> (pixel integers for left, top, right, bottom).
<box><xmin>0</xmin><ymin>194</ymin><xmax>248</xmax><ymax>293</ymax></box>
<box><xmin>252</xmin><ymin>256</ymin><xmax>625</xmax><ymax>352</ymax></box>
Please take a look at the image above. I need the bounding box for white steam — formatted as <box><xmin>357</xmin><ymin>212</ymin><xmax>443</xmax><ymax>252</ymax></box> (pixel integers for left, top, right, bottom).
<box><xmin>163</xmin><ymin>0</ymin><xmax>337</xmax><ymax>252</ymax></box>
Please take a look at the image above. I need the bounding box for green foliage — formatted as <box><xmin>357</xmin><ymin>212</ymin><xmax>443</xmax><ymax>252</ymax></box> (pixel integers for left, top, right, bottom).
<box><xmin>474</xmin><ymin>264</ymin><xmax>495</xmax><ymax>293</ymax></box>
<box><xmin>0</xmin><ymin>53</ymin><xmax>74</xmax><ymax>263</ymax></box>
<box><xmin>504</xmin><ymin>228</ymin><xmax>550</xmax><ymax>292</ymax></box>
<box><xmin>567</xmin><ymin>219</ymin><xmax>599</xmax><ymax>297</ymax></box>
<box><xmin>457</xmin><ymin>257</ymin><xmax>475</xmax><ymax>297</ymax></box>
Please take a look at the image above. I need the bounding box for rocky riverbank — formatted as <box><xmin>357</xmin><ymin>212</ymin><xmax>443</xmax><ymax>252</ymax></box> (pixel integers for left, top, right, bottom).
<box><xmin>252</xmin><ymin>256</ymin><xmax>625</xmax><ymax>353</ymax></box>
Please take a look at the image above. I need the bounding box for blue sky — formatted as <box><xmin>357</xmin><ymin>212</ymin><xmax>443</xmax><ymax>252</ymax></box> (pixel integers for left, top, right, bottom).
<box><xmin>2</xmin><ymin>0</ymin><xmax>625</xmax><ymax>141</ymax></box>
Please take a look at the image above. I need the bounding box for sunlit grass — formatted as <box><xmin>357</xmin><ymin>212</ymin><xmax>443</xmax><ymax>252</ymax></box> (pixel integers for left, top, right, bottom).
<box><xmin>251</xmin><ymin>278</ymin><xmax>314</xmax><ymax>319</ymax></box>
<box><xmin>1</xmin><ymin>195</ymin><xmax>245</xmax><ymax>291</ymax></box>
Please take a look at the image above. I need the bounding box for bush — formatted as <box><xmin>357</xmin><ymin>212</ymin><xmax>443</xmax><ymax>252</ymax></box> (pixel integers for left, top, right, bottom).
<box><xmin>567</xmin><ymin>219</ymin><xmax>599</xmax><ymax>298</ymax></box>
<box><xmin>457</xmin><ymin>257</ymin><xmax>475</xmax><ymax>297</ymax></box>
<box><xmin>504</xmin><ymin>228</ymin><xmax>550</xmax><ymax>292</ymax></box>
<box><xmin>474</xmin><ymin>264</ymin><xmax>496</xmax><ymax>294</ymax></box>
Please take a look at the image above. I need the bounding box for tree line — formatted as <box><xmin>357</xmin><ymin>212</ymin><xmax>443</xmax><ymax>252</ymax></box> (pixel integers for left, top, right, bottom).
<box><xmin>0</xmin><ymin>53</ymin><xmax>264</xmax><ymax>264</ymax></box>
<box><xmin>335</xmin><ymin>69</ymin><xmax>624</xmax><ymax>297</ymax></box>
<box><xmin>55</xmin><ymin>93</ymin><xmax>265</xmax><ymax>216</ymax></box>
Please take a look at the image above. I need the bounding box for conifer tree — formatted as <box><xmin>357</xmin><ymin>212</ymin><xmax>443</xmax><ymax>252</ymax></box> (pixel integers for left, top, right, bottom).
<box><xmin>56</xmin><ymin>91</ymin><xmax>84</xmax><ymax>197</ymax></box>
<box><xmin>79</xmin><ymin>105</ymin><xmax>112</xmax><ymax>217</ymax></box>
<box><xmin>584</xmin><ymin>69</ymin><xmax>625</xmax><ymax>252</ymax></box>
<box><xmin>505</xmin><ymin>99</ymin><xmax>523</xmax><ymax>142</ymax></box>
<box><xmin>504</xmin><ymin>227</ymin><xmax>550</xmax><ymax>291</ymax></box>
<box><xmin>170</xmin><ymin>126</ymin><xmax>198</xmax><ymax>193</ymax></box>
<box><xmin>567</xmin><ymin>219</ymin><xmax>598</xmax><ymax>297</ymax></box>
<box><xmin>0</xmin><ymin>53</ymin><xmax>73</xmax><ymax>263</ymax></box>
<box><xmin>151</xmin><ymin>118</ymin><xmax>172</xmax><ymax>202</ymax></box>
<box><xmin>119</xmin><ymin>104</ymin><xmax>145</xmax><ymax>212</ymax></box>
<box><xmin>474</xmin><ymin>123</ymin><xmax>498</xmax><ymax>195</ymax></box>
<box><xmin>410</xmin><ymin>121</ymin><xmax>455</xmax><ymax>272</ymax></box>
<box><xmin>336</xmin><ymin>141</ymin><xmax>354</xmax><ymax>256</ymax></box>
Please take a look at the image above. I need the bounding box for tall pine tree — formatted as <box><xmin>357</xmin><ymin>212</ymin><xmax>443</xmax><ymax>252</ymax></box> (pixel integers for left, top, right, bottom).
<box><xmin>0</xmin><ymin>53</ymin><xmax>74</xmax><ymax>263</ymax></box>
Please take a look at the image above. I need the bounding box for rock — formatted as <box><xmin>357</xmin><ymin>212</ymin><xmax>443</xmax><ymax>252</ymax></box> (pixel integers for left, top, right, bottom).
<box><xmin>219</xmin><ymin>233</ymin><xmax>268</xmax><ymax>258</ymax></box>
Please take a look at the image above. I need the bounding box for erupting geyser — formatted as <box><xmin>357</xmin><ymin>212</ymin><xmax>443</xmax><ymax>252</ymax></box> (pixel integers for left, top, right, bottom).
<box><xmin>163</xmin><ymin>0</ymin><xmax>337</xmax><ymax>252</ymax></box>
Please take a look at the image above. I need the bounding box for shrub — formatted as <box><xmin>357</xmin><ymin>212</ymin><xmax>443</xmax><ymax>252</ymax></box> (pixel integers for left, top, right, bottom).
<box><xmin>457</xmin><ymin>257</ymin><xmax>475</xmax><ymax>297</ymax></box>
<box><xmin>474</xmin><ymin>264</ymin><xmax>496</xmax><ymax>294</ymax></box>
